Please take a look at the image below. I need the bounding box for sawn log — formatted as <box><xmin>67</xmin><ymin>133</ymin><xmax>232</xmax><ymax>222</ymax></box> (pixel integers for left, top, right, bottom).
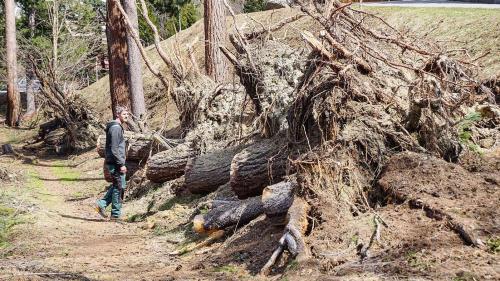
<box><xmin>230</xmin><ymin>137</ymin><xmax>289</xmax><ymax>199</ymax></box>
<box><xmin>262</xmin><ymin>180</ymin><xmax>296</xmax><ymax>221</ymax></box>
<box><xmin>145</xmin><ymin>143</ymin><xmax>195</xmax><ymax>183</ymax></box>
<box><xmin>193</xmin><ymin>196</ymin><xmax>264</xmax><ymax>234</ymax></box>
<box><xmin>185</xmin><ymin>146</ymin><xmax>244</xmax><ymax>194</ymax></box>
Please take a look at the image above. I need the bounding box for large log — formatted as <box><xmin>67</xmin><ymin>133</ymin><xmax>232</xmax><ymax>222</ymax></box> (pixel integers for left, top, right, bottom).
<box><xmin>145</xmin><ymin>143</ymin><xmax>195</xmax><ymax>183</ymax></box>
<box><xmin>262</xmin><ymin>180</ymin><xmax>295</xmax><ymax>220</ymax></box>
<box><xmin>96</xmin><ymin>132</ymin><xmax>181</xmax><ymax>161</ymax></box>
<box><xmin>230</xmin><ymin>137</ymin><xmax>289</xmax><ymax>199</ymax></box>
<box><xmin>185</xmin><ymin>146</ymin><xmax>243</xmax><ymax>194</ymax></box>
<box><xmin>193</xmin><ymin>196</ymin><xmax>264</xmax><ymax>234</ymax></box>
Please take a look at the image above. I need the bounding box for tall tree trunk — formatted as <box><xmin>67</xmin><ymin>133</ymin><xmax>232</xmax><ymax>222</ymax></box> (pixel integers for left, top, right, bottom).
<box><xmin>4</xmin><ymin>0</ymin><xmax>20</xmax><ymax>127</ymax></box>
<box><xmin>123</xmin><ymin>0</ymin><xmax>146</xmax><ymax>120</ymax></box>
<box><xmin>29</xmin><ymin>8</ymin><xmax>36</xmax><ymax>38</ymax></box>
<box><xmin>25</xmin><ymin>8</ymin><xmax>37</xmax><ymax>117</ymax></box>
<box><xmin>204</xmin><ymin>0</ymin><xmax>227</xmax><ymax>82</ymax></box>
<box><xmin>107</xmin><ymin>0</ymin><xmax>130</xmax><ymax>117</ymax></box>
<box><xmin>51</xmin><ymin>0</ymin><xmax>59</xmax><ymax>75</ymax></box>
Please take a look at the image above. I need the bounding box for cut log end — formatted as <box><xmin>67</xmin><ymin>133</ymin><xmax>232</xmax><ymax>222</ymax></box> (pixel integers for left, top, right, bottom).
<box><xmin>192</xmin><ymin>196</ymin><xmax>264</xmax><ymax>234</ymax></box>
<box><xmin>145</xmin><ymin>143</ymin><xmax>195</xmax><ymax>183</ymax></box>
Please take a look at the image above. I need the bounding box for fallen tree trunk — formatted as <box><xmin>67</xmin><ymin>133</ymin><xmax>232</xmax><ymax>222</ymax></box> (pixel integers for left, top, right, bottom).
<box><xmin>230</xmin><ymin>137</ymin><xmax>289</xmax><ymax>199</ymax></box>
<box><xmin>145</xmin><ymin>143</ymin><xmax>195</xmax><ymax>183</ymax></box>
<box><xmin>38</xmin><ymin>118</ymin><xmax>63</xmax><ymax>141</ymax></box>
<box><xmin>97</xmin><ymin>132</ymin><xmax>182</xmax><ymax>161</ymax></box>
<box><xmin>260</xmin><ymin>197</ymin><xmax>310</xmax><ymax>275</ymax></box>
<box><xmin>262</xmin><ymin>180</ymin><xmax>296</xmax><ymax>221</ymax></box>
<box><xmin>185</xmin><ymin>146</ymin><xmax>244</xmax><ymax>194</ymax></box>
<box><xmin>103</xmin><ymin>160</ymin><xmax>142</xmax><ymax>182</ymax></box>
<box><xmin>193</xmin><ymin>196</ymin><xmax>264</xmax><ymax>234</ymax></box>
<box><xmin>44</xmin><ymin>128</ymin><xmax>67</xmax><ymax>145</ymax></box>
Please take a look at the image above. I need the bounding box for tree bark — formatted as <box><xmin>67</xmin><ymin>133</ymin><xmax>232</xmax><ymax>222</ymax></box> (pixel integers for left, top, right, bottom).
<box><xmin>193</xmin><ymin>196</ymin><xmax>264</xmax><ymax>234</ymax></box>
<box><xmin>185</xmin><ymin>146</ymin><xmax>243</xmax><ymax>194</ymax></box>
<box><xmin>24</xmin><ymin>6</ymin><xmax>37</xmax><ymax>118</ymax></box>
<box><xmin>51</xmin><ymin>0</ymin><xmax>59</xmax><ymax>75</ymax></box>
<box><xmin>230</xmin><ymin>138</ymin><xmax>289</xmax><ymax>199</ymax></box>
<box><xmin>262</xmin><ymin>180</ymin><xmax>295</xmax><ymax>220</ymax></box>
<box><xmin>145</xmin><ymin>143</ymin><xmax>195</xmax><ymax>183</ymax></box>
<box><xmin>123</xmin><ymin>0</ymin><xmax>146</xmax><ymax>120</ymax></box>
<box><xmin>204</xmin><ymin>0</ymin><xmax>227</xmax><ymax>82</ymax></box>
<box><xmin>4</xmin><ymin>0</ymin><xmax>20</xmax><ymax>127</ymax></box>
<box><xmin>107</xmin><ymin>0</ymin><xmax>130</xmax><ymax>116</ymax></box>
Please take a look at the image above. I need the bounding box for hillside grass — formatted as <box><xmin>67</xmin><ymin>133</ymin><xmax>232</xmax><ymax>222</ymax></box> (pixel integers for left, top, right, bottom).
<box><xmin>80</xmin><ymin>7</ymin><xmax>499</xmax><ymax>129</ymax></box>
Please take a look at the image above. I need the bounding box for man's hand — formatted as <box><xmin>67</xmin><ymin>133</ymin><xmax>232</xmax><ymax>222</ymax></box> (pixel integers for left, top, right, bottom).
<box><xmin>120</xmin><ymin>165</ymin><xmax>127</xmax><ymax>174</ymax></box>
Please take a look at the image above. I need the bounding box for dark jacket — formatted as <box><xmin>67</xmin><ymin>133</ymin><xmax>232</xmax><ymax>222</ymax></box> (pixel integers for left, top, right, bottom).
<box><xmin>104</xmin><ymin>120</ymin><xmax>126</xmax><ymax>167</ymax></box>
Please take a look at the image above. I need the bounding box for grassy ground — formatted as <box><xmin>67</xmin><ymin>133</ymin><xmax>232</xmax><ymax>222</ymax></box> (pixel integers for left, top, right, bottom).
<box><xmin>79</xmin><ymin>7</ymin><xmax>499</xmax><ymax>130</ymax></box>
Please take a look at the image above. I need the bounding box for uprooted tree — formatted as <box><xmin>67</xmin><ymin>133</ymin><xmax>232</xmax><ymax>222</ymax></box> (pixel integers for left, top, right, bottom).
<box><xmin>97</xmin><ymin>0</ymin><xmax>498</xmax><ymax>275</ymax></box>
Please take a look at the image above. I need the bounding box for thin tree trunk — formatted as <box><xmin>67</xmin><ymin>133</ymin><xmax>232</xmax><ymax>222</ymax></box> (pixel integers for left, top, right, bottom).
<box><xmin>51</xmin><ymin>0</ymin><xmax>59</xmax><ymax>75</ymax></box>
<box><xmin>29</xmin><ymin>8</ymin><xmax>36</xmax><ymax>38</ymax></box>
<box><xmin>107</xmin><ymin>0</ymin><xmax>131</xmax><ymax>117</ymax></box>
<box><xmin>4</xmin><ymin>0</ymin><xmax>20</xmax><ymax>127</ymax></box>
<box><xmin>25</xmin><ymin>8</ymin><xmax>37</xmax><ymax>118</ymax></box>
<box><xmin>123</xmin><ymin>0</ymin><xmax>146</xmax><ymax>120</ymax></box>
<box><xmin>25</xmin><ymin>70</ymin><xmax>37</xmax><ymax>116</ymax></box>
<box><xmin>204</xmin><ymin>0</ymin><xmax>227</xmax><ymax>82</ymax></box>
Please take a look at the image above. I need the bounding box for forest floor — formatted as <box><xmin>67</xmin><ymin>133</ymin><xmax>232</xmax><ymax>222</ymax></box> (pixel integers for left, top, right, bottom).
<box><xmin>0</xmin><ymin>123</ymin><xmax>498</xmax><ymax>281</ymax></box>
<box><xmin>0</xmin><ymin>126</ymin><xmax>282</xmax><ymax>281</ymax></box>
<box><xmin>1</xmin><ymin>6</ymin><xmax>499</xmax><ymax>281</ymax></box>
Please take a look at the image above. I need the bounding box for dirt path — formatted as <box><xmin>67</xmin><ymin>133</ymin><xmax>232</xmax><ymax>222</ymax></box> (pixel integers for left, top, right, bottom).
<box><xmin>0</xmin><ymin>147</ymin><xmax>186</xmax><ymax>280</ymax></box>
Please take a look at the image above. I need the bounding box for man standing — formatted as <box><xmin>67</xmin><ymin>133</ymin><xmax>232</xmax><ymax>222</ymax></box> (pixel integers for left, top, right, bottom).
<box><xmin>96</xmin><ymin>106</ymin><xmax>129</xmax><ymax>220</ymax></box>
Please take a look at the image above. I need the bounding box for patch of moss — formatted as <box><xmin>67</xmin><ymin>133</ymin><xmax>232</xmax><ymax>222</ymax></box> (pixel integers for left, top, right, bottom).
<box><xmin>486</xmin><ymin>237</ymin><xmax>500</xmax><ymax>253</ymax></box>
<box><xmin>213</xmin><ymin>265</ymin><xmax>239</xmax><ymax>274</ymax></box>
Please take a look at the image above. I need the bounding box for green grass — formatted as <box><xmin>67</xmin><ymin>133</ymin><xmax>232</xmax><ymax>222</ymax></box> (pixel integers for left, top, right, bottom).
<box><xmin>361</xmin><ymin>6</ymin><xmax>500</xmax><ymax>78</ymax></box>
<box><xmin>50</xmin><ymin>162</ymin><xmax>80</xmax><ymax>182</ymax></box>
<box><xmin>0</xmin><ymin>194</ymin><xmax>24</xmax><ymax>250</ymax></box>
<box><xmin>26</xmin><ymin>170</ymin><xmax>44</xmax><ymax>189</ymax></box>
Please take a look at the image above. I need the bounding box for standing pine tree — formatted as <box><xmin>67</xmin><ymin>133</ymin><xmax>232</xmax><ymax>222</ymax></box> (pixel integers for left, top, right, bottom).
<box><xmin>4</xmin><ymin>0</ymin><xmax>20</xmax><ymax>126</ymax></box>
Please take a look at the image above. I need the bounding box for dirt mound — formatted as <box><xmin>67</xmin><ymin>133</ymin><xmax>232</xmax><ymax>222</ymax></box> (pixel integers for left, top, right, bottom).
<box><xmin>287</xmin><ymin>152</ymin><xmax>498</xmax><ymax>280</ymax></box>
